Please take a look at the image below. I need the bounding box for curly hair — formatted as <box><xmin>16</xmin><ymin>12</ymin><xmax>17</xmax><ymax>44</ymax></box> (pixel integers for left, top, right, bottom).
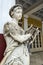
<box><xmin>9</xmin><ymin>4</ymin><xmax>23</xmax><ymax>18</ymax></box>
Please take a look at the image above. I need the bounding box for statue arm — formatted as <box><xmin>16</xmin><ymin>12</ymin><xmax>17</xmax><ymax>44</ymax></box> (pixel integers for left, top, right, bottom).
<box><xmin>3</xmin><ymin>22</ymin><xmax>31</xmax><ymax>43</ymax></box>
<box><xmin>20</xmin><ymin>28</ymin><xmax>25</xmax><ymax>34</ymax></box>
<box><xmin>10</xmin><ymin>33</ymin><xmax>32</xmax><ymax>43</ymax></box>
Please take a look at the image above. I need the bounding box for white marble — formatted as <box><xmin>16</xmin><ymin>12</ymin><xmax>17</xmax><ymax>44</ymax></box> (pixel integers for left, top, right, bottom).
<box><xmin>0</xmin><ymin>4</ymin><xmax>31</xmax><ymax>65</ymax></box>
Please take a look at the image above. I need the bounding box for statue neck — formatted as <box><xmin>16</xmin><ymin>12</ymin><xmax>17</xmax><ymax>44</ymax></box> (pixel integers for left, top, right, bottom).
<box><xmin>12</xmin><ymin>18</ymin><xmax>18</xmax><ymax>25</ymax></box>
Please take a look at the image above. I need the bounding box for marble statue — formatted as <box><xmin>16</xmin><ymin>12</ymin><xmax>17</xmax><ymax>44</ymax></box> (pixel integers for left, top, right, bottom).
<box><xmin>0</xmin><ymin>4</ymin><xmax>32</xmax><ymax>65</ymax></box>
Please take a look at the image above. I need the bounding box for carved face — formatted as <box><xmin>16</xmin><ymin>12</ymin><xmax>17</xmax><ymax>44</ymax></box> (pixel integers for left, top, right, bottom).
<box><xmin>12</xmin><ymin>6</ymin><xmax>22</xmax><ymax>20</ymax></box>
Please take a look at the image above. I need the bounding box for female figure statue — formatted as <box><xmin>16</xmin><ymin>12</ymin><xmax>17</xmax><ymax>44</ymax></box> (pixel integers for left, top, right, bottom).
<box><xmin>0</xmin><ymin>4</ymin><xmax>31</xmax><ymax>65</ymax></box>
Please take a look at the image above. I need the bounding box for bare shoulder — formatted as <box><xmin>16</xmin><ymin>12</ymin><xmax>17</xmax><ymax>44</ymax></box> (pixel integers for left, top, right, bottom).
<box><xmin>4</xmin><ymin>22</ymin><xmax>10</xmax><ymax>31</ymax></box>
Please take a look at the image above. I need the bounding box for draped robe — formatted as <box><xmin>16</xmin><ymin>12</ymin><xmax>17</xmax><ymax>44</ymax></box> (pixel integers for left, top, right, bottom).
<box><xmin>3</xmin><ymin>21</ymin><xmax>31</xmax><ymax>65</ymax></box>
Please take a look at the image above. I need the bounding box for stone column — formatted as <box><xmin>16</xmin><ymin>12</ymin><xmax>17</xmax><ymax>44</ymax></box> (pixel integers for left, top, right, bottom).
<box><xmin>42</xmin><ymin>22</ymin><xmax>43</xmax><ymax>34</ymax></box>
<box><xmin>42</xmin><ymin>21</ymin><xmax>43</xmax><ymax>45</ymax></box>
<box><xmin>24</xmin><ymin>15</ymin><xmax>28</xmax><ymax>30</ymax></box>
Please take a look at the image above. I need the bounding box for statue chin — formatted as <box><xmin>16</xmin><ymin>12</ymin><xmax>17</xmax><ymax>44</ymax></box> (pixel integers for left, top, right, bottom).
<box><xmin>17</xmin><ymin>17</ymin><xmax>22</xmax><ymax>20</ymax></box>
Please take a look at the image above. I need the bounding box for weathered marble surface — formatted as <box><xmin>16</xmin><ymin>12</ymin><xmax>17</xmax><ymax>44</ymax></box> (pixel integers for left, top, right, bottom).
<box><xmin>2</xmin><ymin>21</ymin><xmax>31</xmax><ymax>65</ymax></box>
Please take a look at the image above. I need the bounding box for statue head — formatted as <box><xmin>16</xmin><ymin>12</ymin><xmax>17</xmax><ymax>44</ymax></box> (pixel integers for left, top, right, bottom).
<box><xmin>9</xmin><ymin>4</ymin><xmax>23</xmax><ymax>21</ymax></box>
